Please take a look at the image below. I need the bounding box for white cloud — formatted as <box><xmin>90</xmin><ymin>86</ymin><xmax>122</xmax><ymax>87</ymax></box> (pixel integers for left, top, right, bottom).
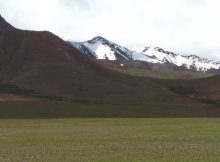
<box><xmin>0</xmin><ymin>0</ymin><xmax>220</xmax><ymax>60</ymax></box>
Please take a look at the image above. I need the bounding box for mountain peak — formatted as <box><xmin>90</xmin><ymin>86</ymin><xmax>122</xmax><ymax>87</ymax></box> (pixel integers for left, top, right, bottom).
<box><xmin>89</xmin><ymin>36</ymin><xmax>109</xmax><ymax>44</ymax></box>
<box><xmin>0</xmin><ymin>14</ymin><xmax>15</xmax><ymax>31</ymax></box>
<box><xmin>92</xmin><ymin>36</ymin><xmax>106</xmax><ymax>40</ymax></box>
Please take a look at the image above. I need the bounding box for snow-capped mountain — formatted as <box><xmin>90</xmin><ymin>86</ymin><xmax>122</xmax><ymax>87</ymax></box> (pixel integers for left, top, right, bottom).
<box><xmin>142</xmin><ymin>47</ymin><xmax>220</xmax><ymax>72</ymax></box>
<box><xmin>68</xmin><ymin>36</ymin><xmax>220</xmax><ymax>73</ymax></box>
<box><xmin>68</xmin><ymin>36</ymin><xmax>161</xmax><ymax>63</ymax></box>
<box><xmin>68</xmin><ymin>36</ymin><xmax>133</xmax><ymax>61</ymax></box>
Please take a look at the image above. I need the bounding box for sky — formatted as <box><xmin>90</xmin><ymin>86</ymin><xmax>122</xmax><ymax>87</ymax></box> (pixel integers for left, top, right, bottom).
<box><xmin>0</xmin><ymin>0</ymin><xmax>220</xmax><ymax>60</ymax></box>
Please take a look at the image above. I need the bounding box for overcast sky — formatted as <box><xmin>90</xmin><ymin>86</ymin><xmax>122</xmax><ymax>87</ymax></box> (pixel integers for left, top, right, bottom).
<box><xmin>1</xmin><ymin>0</ymin><xmax>220</xmax><ymax>60</ymax></box>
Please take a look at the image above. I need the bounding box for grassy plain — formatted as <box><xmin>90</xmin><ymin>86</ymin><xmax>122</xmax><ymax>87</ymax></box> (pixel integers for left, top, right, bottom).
<box><xmin>0</xmin><ymin>118</ymin><xmax>220</xmax><ymax>162</ymax></box>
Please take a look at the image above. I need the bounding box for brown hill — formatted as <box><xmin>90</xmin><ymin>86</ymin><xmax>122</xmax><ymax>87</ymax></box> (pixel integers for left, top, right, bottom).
<box><xmin>0</xmin><ymin>29</ymin><xmax>166</xmax><ymax>102</ymax></box>
<box><xmin>155</xmin><ymin>75</ymin><xmax>220</xmax><ymax>106</ymax></box>
<box><xmin>0</xmin><ymin>15</ymin><xmax>15</xmax><ymax>31</ymax></box>
<box><xmin>0</xmin><ymin>22</ymin><xmax>198</xmax><ymax>105</ymax></box>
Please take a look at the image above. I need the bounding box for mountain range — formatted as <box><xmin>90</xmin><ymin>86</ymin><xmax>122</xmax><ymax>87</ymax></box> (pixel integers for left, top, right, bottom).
<box><xmin>69</xmin><ymin>37</ymin><xmax>220</xmax><ymax>73</ymax></box>
<box><xmin>0</xmin><ymin>14</ymin><xmax>220</xmax><ymax>117</ymax></box>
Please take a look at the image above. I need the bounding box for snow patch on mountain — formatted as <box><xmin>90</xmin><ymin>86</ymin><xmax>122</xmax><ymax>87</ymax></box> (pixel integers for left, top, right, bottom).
<box><xmin>83</xmin><ymin>41</ymin><xmax>116</xmax><ymax>60</ymax></box>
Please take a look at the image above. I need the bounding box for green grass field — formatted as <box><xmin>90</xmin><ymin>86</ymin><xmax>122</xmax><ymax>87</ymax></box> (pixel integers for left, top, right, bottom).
<box><xmin>0</xmin><ymin>118</ymin><xmax>220</xmax><ymax>162</ymax></box>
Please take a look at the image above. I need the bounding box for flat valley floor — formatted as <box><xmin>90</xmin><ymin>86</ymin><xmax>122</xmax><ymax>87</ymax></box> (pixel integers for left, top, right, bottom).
<box><xmin>0</xmin><ymin>118</ymin><xmax>220</xmax><ymax>162</ymax></box>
